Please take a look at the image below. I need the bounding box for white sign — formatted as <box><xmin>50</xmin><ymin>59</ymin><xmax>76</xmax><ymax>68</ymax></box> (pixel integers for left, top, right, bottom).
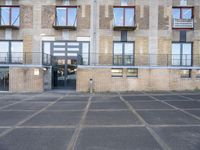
<box><xmin>34</xmin><ymin>69</ymin><xmax>40</xmax><ymax>76</ymax></box>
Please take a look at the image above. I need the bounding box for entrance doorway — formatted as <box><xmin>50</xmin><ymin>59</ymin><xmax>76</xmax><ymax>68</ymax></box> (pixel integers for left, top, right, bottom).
<box><xmin>0</xmin><ymin>68</ymin><xmax>9</xmax><ymax>91</ymax></box>
<box><xmin>42</xmin><ymin>41</ymin><xmax>90</xmax><ymax>90</ymax></box>
<box><xmin>53</xmin><ymin>58</ymin><xmax>77</xmax><ymax>89</ymax></box>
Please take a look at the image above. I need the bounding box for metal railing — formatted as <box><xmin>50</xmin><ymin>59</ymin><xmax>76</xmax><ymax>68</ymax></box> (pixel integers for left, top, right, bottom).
<box><xmin>173</xmin><ymin>18</ymin><xmax>194</xmax><ymax>29</ymax></box>
<box><xmin>0</xmin><ymin>52</ymin><xmax>52</xmax><ymax>66</ymax></box>
<box><xmin>77</xmin><ymin>53</ymin><xmax>200</xmax><ymax>67</ymax></box>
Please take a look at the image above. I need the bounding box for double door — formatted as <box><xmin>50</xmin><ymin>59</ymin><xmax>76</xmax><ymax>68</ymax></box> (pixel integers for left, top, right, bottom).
<box><xmin>53</xmin><ymin>58</ymin><xmax>77</xmax><ymax>89</ymax></box>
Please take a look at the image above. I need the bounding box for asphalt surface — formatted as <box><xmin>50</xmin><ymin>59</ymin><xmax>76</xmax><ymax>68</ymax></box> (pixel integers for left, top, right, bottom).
<box><xmin>0</xmin><ymin>91</ymin><xmax>199</xmax><ymax>150</ymax></box>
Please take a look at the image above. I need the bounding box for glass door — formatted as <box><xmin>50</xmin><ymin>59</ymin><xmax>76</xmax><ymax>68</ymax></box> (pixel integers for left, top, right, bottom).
<box><xmin>66</xmin><ymin>59</ymin><xmax>77</xmax><ymax>90</ymax></box>
<box><xmin>0</xmin><ymin>68</ymin><xmax>9</xmax><ymax>91</ymax></box>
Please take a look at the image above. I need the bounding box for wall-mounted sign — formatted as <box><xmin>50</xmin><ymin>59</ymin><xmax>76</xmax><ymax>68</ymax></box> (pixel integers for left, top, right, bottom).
<box><xmin>34</xmin><ymin>69</ymin><xmax>40</xmax><ymax>76</ymax></box>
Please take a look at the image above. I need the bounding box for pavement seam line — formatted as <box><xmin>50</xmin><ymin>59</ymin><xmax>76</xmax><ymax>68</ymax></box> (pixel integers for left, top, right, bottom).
<box><xmin>148</xmin><ymin>95</ymin><xmax>200</xmax><ymax>122</ymax></box>
<box><xmin>66</xmin><ymin>94</ymin><xmax>93</xmax><ymax>150</ymax></box>
<box><xmin>0</xmin><ymin>94</ymin><xmax>66</xmax><ymax>138</ymax></box>
<box><xmin>118</xmin><ymin>92</ymin><xmax>171</xmax><ymax>150</ymax></box>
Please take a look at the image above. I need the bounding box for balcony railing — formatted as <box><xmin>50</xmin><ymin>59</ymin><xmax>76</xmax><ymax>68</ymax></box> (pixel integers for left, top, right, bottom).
<box><xmin>0</xmin><ymin>52</ymin><xmax>52</xmax><ymax>66</ymax></box>
<box><xmin>172</xmin><ymin>18</ymin><xmax>194</xmax><ymax>29</ymax></box>
<box><xmin>77</xmin><ymin>53</ymin><xmax>200</xmax><ymax>67</ymax></box>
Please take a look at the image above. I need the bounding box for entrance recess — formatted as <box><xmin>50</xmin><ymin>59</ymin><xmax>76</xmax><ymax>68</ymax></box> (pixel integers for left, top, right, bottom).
<box><xmin>42</xmin><ymin>41</ymin><xmax>90</xmax><ymax>90</ymax></box>
<box><xmin>0</xmin><ymin>68</ymin><xmax>9</xmax><ymax>91</ymax></box>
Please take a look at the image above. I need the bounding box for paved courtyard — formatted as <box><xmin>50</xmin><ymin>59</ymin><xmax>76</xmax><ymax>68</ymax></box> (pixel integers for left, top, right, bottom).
<box><xmin>0</xmin><ymin>91</ymin><xmax>200</xmax><ymax>150</ymax></box>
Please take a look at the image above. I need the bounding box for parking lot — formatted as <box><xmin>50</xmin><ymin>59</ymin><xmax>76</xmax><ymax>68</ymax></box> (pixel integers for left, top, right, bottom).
<box><xmin>0</xmin><ymin>91</ymin><xmax>200</xmax><ymax>150</ymax></box>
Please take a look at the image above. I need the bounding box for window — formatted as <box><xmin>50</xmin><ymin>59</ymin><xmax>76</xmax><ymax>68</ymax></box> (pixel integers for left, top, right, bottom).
<box><xmin>55</xmin><ymin>6</ymin><xmax>77</xmax><ymax>27</ymax></box>
<box><xmin>0</xmin><ymin>6</ymin><xmax>20</xmax><ymax>27</ymax></box>
<box><xmin>196</xmin><ymin>70</ymin><xmax>200</xmax><ymax>79</ymax></box>
<box><xmin>127</xmin><ymin>68</ymin><xmax>138</xmax><ymax>77</ymax></box>
<box><xmin>113</xmin><ymin>42</ymin><xmax>134</xmax><ymax>65</ymax></box>
<box><xmin>180</xmin><ymin>69</ymin><xmax>191</xmax><ymax>78</ymax></box>
<box><xmin>0</xmin><ymin>40</ymin><xmax>23</xmax><ymax>64</ymax></box>
<box><xmin>172</xmin><ymin>43</ymin><xmax>192</xmax><ymax>66</ymax></box>
<box><xmin>111</xmin><ymin>68</ymin><xmax>123</xmax><ymax>77</ymax></box>
<box><xmin>172</xmin><ymin>7</ymin><xmax>193</xmax><ymax>19</ymax></box>
<box><xmin>113</xmin><ymin>6</ymin><xmax>135</xmax><ymax>28</ymax></box>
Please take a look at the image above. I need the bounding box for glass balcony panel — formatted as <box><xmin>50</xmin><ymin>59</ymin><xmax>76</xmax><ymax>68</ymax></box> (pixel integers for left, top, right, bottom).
<box><xmin>68</xmin><ymin>8</ymin><xmax>77</xmax><ymax>26</ymax></box>
<box><xmin>125</xmin><ymin>8</ymin><xmax>134</xmax><ymax>26</ymax></box>
<box><xmin>1</xmin><ymin>7</ymin><xmax>10</xmax><ymax>25</ymax></box>
<box><xmin>113</xmin><ymin>8</ymin><xmax>123</xmax><ymax>26</ymax></box>
<box><xmin>11</xmin><ymin>7</ymin><xmax>20</xmax><ymax>26</ymax></box>
<box><xmin>56</xmin><ymin>8</ymin><xmax>67</xmax><ymax>26</ymax></box>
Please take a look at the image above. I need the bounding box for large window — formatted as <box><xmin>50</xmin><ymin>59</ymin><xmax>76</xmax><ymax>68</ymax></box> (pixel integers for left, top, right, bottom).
<box><xmin>172</xmin><ymin>43</ymin><xmax>192</xmax><ymax>66</ymax></box>
<box><xmin>0</xmin><ymin>40</ymin><xmax>23</xmax><ymax>64</ymax></box>
<box><xmin>0</xmin><ymin>6</ymin><xmax>20</xmax><ymax>27</ymax></box>
<box><xmin>55</xmin><ymin>6</ymin><xmax>77</xmax><ymax>27</ymax></box>
<box><xmin>113</xmin><ymin>42</ymin><xmax>134</xmax><ymax>65</ymax></box>
<box><xmin>172</xmin><ymin>7</ymin><xmax>193</xmax><ymax>19</ymax></box>
<box><xmin>113</xmin><ymin>6</ymin><xmax>135</xmax><ymax>28</ymax></box>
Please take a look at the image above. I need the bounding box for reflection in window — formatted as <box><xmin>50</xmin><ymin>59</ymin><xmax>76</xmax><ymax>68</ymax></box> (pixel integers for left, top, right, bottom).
<box><xmin>0</xmin><ymin>6</ymin><xmax>20</xmax><ymax>26</ymax></box>
<box><xmin>113</xmin><ymin>42</ymin><xmax>134</xmax><ymax>66</ymax></box>
<box><xmin>11</xmin><ymin>42</ymin><xmax>23</xmax><ymax>63</ymax></box>
<box><xmin>111</xmin><ymin>68</ymin><xmax>123</xmax><ymax>77</ymax></box>
<box><xmin>56</xmin><ymin>7</ymin><xmax>77</xmax><ymax>27</ymax></box>
<box><xmin>113</xmin><ymin>7</ymin><xmax>135</xmax><ymax>27</ymax></box>
<box><xmin>0</xmin><ymin>41</ymin><xmax>23</xmax><ymax>63</ymax></box>
<box><xmin>127</xmin><ymin>68</ymin><xmax>138</xmax><ymax>77</ymax></box>
<box><xmin>81</xmin><ymin>43</ymin><xmax>89</xmax><ymax>65</ymax></box>
<box><xmin>180</xmin><ymin>69</ymin><xmax>191</xmax><ymax>78</ymax></box>
<box><xmin>172</xmin><ymin>43</ymin><xmax>192</xmax><ymax>66</ymax></box>
<box><xmin>0</xmin><ymin>42</ymin><xmax>9</xmax><ymax>62</ymax></box>
<box><xmin>172</xmin><ymin>7</ymin><xmax>193</xmax><ymax>19</ymax></box>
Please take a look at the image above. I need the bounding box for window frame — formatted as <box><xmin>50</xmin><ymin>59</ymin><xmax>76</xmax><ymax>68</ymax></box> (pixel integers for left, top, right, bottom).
<box><xmin>0</xmin><ymin>40</ymin><xmax>23</xmax><ymax>64</ymax></box>
<box><xmin>0</xmin><ymin>5</ymin><xmax>20</xmax><ymax>28</ymax></box>
<box><xmin>171</xmin><ymin>42</ymin><xmax>193</xmax><ymax>66</ymax></box>
<box><xmin>180</xmin><ymin>69</ymin><xmax>192</xmax><ymax>79</ymax></box>
<box><xmin>111</xmin><ymin>68</ymin><xmax>123</xmax><ymax>78</ymax></box>
<box><xmin>172</xmin><ymin>6</ymin><xmax>194</xmax><ymax>19</ymax></box>
<box><xmin>55</xmin><ymin>6</ymin><xmax>78</xmax><ymax>28</ymax></box>
<box><xmin>127</xmin><ymin>68</ymin><xmax>138</xmax><ymax>78</ymax></box>
<box><xmin>113</xmin><ymin>41</ymin><xmax>135</xmax><ymax>66</ymax></box>
<box><xmin>113</xmin><ymin>6</ymin><xmax>136</xmax><ymax>29</ymax></box>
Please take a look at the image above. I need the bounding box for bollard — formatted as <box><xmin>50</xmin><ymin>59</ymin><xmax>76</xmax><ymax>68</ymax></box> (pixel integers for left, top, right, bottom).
<box><xmin>89</xmin><ymin>78</ymin><xmax>93</xmax><ymax>94</ymax></box>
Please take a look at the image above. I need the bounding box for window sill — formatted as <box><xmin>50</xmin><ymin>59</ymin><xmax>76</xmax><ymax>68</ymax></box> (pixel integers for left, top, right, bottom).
<box><xmin>113</xmin><ymin>26</ymin><xmax>137</xmax><ymax>31</ymax></box>
<box><xmin>0</xmin><ymin>25</ymin><xmax>20</xmax><ymax>30</ymax></box>
<box><xmin>53</xmin><ymin>25</ymin><xmax>77</xmax><ymax>30</ymax></box>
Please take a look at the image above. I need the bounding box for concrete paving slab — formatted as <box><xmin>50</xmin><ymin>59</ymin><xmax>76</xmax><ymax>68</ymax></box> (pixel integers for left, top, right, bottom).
<box><xmin>152</xmin><ymin>126</ymin><xmax>200</xmax><ymax>150</ymax></box>
<box><xmin>47</xmin><ymin>102</ymin><xmax>87</xmax><ymax>110</ymax></box>
<box><xmin>74</xmin><ymin>127</ymin><xmax>162</xmax><ymax>150</ymax></box>
<box><xmin>22</xmin><ymin>111</ymin><xmax>83</xmax><ymax>126</ymax></box>
<box><xmin>128</xmin><ymin>101</ymin><xmax>174</xmax><ymax>110</ymax></box>
<box><xmin>2</xmin><ymin>102</ymin><xmax>50</xmax><ymax>110</ymax></box>
<box><xmin>0</xmin><ymin>111</ymin><xmax>36</xmax><ymax>126</ymax></box>
<box><xmin>165</xmin><ymin>101</ymin><xmax>200</xmax><ymax>109</ymax></box>
<box><xmin>123</xmin><ymin>95</ymin><xmax>155</xmax><ymax>101</ymax></box>
<box><xmin>59</xmin><ymin>97</ymin><xmax>89</xmax><ymax>102</ymax></box>
<box><xmin>89</xmin><ymin>101</ymin><xmax>128</xmax><ymax>110</ymax></box>
<box><xmin>91</xmin><ymin>96</ymin><xmax>121</xmax><ymax>102</ymax></box>
<box><xmin>84</xmin><ymin>110</ymin><xmax>142</xmax><ymax>125</ymax></box>
<box><xmin>185</xmin><ymin>110</ymin><xmax>200</xmax><ymax>118</ymax></box>
<box><xmin>152</xmin><ymin>95</ymin><xmax>189</xmax><ymax>101</ymax></box>
<box><xmin>137</xmin><ymin>110</ymin><xmax>200</xmax><ymax>125</ymax></box>
<box><xmin>182</xmin><ymin>94</ymin><xmax>200</xmax><ymax>100</ymax></box>
<box><xmin>0</xmin><ymin>128</ymin><xmax>74</xmax><ymax>150</ymax></box>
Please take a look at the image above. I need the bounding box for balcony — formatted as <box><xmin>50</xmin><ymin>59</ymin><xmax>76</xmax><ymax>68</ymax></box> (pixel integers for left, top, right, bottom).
<box><xmin>172</xmin><ymin>18</ymin><xmax>194</xmax><ymax>29</ymax></box>
<box><xmin>77</xmin><ymin>53</ymin><xmax>200</xmax><ymax>68</ymax></box>
<box><xmin>0</xmin><ymin>6</ymin><xmax>20</xmax><ymax>29</ymax></box>
<box><xmin>53</xmin><ymin>6</ymin><xmax>77</xmax><ymax>30</ymax></box>
<box><xmin>113</xmin><ymin>6</ymin><xmax>136</xmax><ymax>30</ymax></box>
<box><xmin>0</xmin><ymin>52</ymin><xmax>52</xmax><ymax>66</ymax></box>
